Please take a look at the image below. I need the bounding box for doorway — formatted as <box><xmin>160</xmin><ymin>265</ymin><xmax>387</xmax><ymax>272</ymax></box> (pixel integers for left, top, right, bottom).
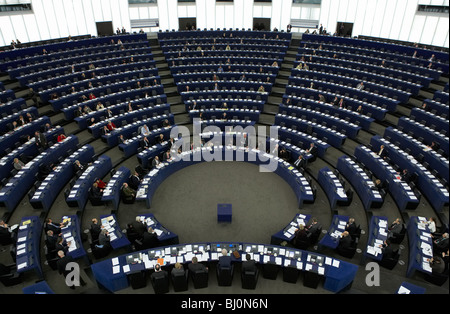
<box><xmin>336</xmin><ymin>22</ymin><xmax>353</xmax><ymax>37</ymax></box>
<box><xmin>179</xmin><ymin>18</ymin><xmax>197</xmax><ymax>31</ymax></box>
<box><xmin>253</xmin><ymin>18</ymin><xmax>271</xmax><ymax>31</ymax></box>
<box><xmin>96</xmin><ymin>22</ymin><xmax>114</xmax><ymax>37</ymax></box>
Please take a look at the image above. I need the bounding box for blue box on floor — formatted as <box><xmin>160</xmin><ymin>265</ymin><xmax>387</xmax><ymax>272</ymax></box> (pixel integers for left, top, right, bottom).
<box><xmin>217</xmin><ymin>204</ymin><xmax>232</xmax><ymax>223</ymax></box>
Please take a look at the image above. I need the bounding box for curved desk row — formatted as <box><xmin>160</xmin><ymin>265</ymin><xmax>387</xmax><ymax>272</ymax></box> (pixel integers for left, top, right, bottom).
<box><xmin>1</xmin><ymin>33</ymin><xmax>147</xmax><ymax>71</ymax></box>
<box><xmin>29</xmin><ymin>144</ymin><xmax>95</xmax><ymax>211</ymax></box>
<box><xmin>77</xmin><ymin>99</ymin><xmax>169</xmax><ymax>131</ymax></box>
<box><xmin>275</xmin><ymin>113</ymin><xmax>347</xmax><ymax>148</ymax></box>
<box><xmin>101</xmin><ymin>166</ymin><xmax>131</xmax><ymax>211</ymax></box>
<box><xmin>88</xmin><ymin>104</ymin><xmax>169</xmax><ymax>139</ymax></box>
<box><xmin>275</xmin><ymin>125</ymin><xmax>330</xmax><ymax>158</ymax></box>
<box><xmin>354</xmin><ymin>145</ymin><xmax>420</xmax><ymax>211</ymax></box>
<box><xmin>318</xmin><ymin>215</ymin><xmax>349</xmax><ymax>250</ymax></box>
<box><xmin>49</xmin><ymin>77</ymin><xmax>164</xmax><ymax>113</ymax></box>
<box><xmin>0</xmin><ymin>126</ymin><xmax>64</xmax><ymax>182</ymax></box>
<box><xmin>297</xmin><ymin>53</ymin><xmax>432</xmax><ymax>88</ymax></box>
<box><xmin>288</xmin><ymin>74</ymin><xmax>399</xmax><ymax>113</ymax></box>
<box><xmin>102</xmin><ymin>113</ymin><xmax>174</xmax><ymax>147</ymax></box>
<box><xmin>0</xmin><ymin>116</ymin><xmax>51</xmax><ymax>156</ymax></box>
<box><xmin>406</xmin><ymin>216</ymin><xmax>434</xmax><ymax>278</ymax></box>
<box><xmin>370</xmin><ymin>136</ymin><xmax>449</xmax><ymax>212</ymax></box>
<box><xmin>40</xmin><ymin>68</ymin><xmax>159</xmax><ymax>104</ymax></box>
<box><xmin>65</xmin><ymin>155</ymin><xmax>113</xmax><ymax>211</ymax></box>
<box><xmin>90</xmin><ymin>240</ymin><xmax>357</xmax><ymax>293</ymax></box>
<box><xmin>410</xmin><ymin>107</ymin><xmax>449</xmax><ymax>136</ymax></box>
<box><xmin>13</xmin><ymin>43</ymin><xmax>152</xmax><ymax>86</ymax></box>
<box><xmin>291</xmin><ymin>66</ymin><xmax>410</xmax><ymax>104</ymax></box>
<box><xmin>317</xmin><ymin>167</ymin><xmax>349</xmax><ymax>210</ymax></box>
<box><xmin>298</xmin><ymin>46</ymin><xmax>441</xmax><ymax>81</ymax></box>
<box><xmin>301</xmin><ymin>34</ymin><xmax>448</xmax><ymax>70</ymax></box>
<box><xmin>15</xmin><ymin>48</ymin><xmax>154</xmax><ymax>86</ymax></box>
<box><xmin>271</xmin><ymin>213</ymin><xmax>312</xmax><ymax>245</ymax></box>
<box><xmin>15</xmin><ymin>216</ymin><xmax>43</xmax><ymax>279</ymax></box>
<box><xmin>304</xmin><ymin>61</ymin><xmax>422</xmax><ymax>97</ymax></box>
<box><xmin>336</xmin><ymin>155</ymin><xmax>384</xmax><ymax>211</ymax></box>
<box><xmin>29</xmin><ymin>59</ymin><xmax>156</xmax><ymax>92</ymax></box>
<box><xmin>0</xmin><ymin>106</ymin><xmax>38</xmax><ymax>135</ymax></box>
<box><xmin>301</xmin><ymin>41</ymin><xmax>446</xmax><ymax>77</ymax></box>
<box><xmin>383</xmin><ymin>127</ymin><xmax>449</xmax><ymax>183</ymax></box>
<box><xmin>0</xmin><ymin>135</ymin><xmax>79</xmax><ymax>212</ymax></box>
<box><xmin>158</xmin><ymin>30</ymin><xmax>292</xmax><ymax>41</ymax></box>
<box><xmin>285</xmin><ymin>84</ymin><xmax>387</xmax><ymax>122</ymax></box>
<box><xmin>278</xmin><ymin>103</ymin><xmax>361</xmax><ymax>139</ymax></box>
<box><xmin>136</xmin><ymin>146</ymin><xmax>314</xmax><ymax>209</ymax></box>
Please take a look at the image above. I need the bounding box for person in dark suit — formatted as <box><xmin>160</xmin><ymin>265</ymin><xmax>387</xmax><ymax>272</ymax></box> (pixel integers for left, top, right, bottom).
<box><xmin>387</xmin><ymin>218</ymin><xmax>403</xmax><ymax>239</ymax></box>
<box><xmin>376</xmin><ymin>145</ymin><xmax>387</xmax><ymax>159</ymax></box>
<box><xmin>345</xmin><ymin>218</ymin><xmax>358</xmax><ymax>238</ymax></box>
<box><xmin>433</xmin><ymin>233</ymin><xmax>449</xmax><ymax>254</ymax></box>
<box><xmin>140</xmin><ymin>136</ymin><xmax>150</xmax><ymax>150</ymax></box>
<box><xmin>55</xmin><ymin>237</ymin><xmax>71</xmax><ymax>255</ymax></box>
<box><xmin>45</xmin><ymin>230</ymin><xmax>59</xmax><ymax>252</ymax></box>
<box><xmin>44</xmin><ymin>218</ymin><xmax>62</xmax><ymax>235</ymax></box>
<box><xmin>90</xmin><ymin>218</ymin><xmax>102</xmax><ymax>243</ymax></box>
<box><xmin>56</xmin><ymin>250</ymin><xmax>86</xmax><ymax>289</ymax></box>
<box><xmin>129</xmin><ymin>171</ymin><xmax>141</xmax><ymax>190</ymax></box>
<box><xmin>131</xmin><ymin>217</ymin><xmax>147</xmax><ymax>238</ymax></box>
<box><xmin>305</xmin><ymin>217</ymin><xmax>321</xmax><ymax>236</ymax></box>
<box><xmin>306</xmin><ymin>143</ymin><xmax>318</xmax><ymax>161</ymax></box>
<box><xmin>151</xmin><ymin>263</ymin><xmax>168</xmax><ymax>285</ymax></box>
<box><xmin>188</xmin><ymin>256</ymin><xmax>208</xmax><ymax>273</ymax></box>
<box><xmin>429</xmin><ymin>255</ymin><xmax>446</xmax><ymax>274</ymax></box>
<box><xmin>34</xmin><ymin>131</ymin><xmax>48</xmax><ymax>149</ymax></box>
<box><xmin>241</xmin><ymin>254</ymin><xmax>257</xmax><ymax>273</ymax></box>
<box><xmin>399</xmin><ymin>169</ymin><xmax>412</xmax><ymax>183</ymax></box>
<box><xmin>293</xmin><ymin>155</ymin><xmax>306</xmax><ymax>170</ymax></box>
<box><xmin>56</xmin><ymin>250</ymin><xmax>75</xmax><ymax>276</ymax></box>
<box><xmin>292</xmin><ymin>224</ymin><xmax>308</xmax><ymax>248</ymax></box>
<box><xmin>0</xmin><ymin>221</ymin><xmax>12</xmax><ymax>242</ymax></box>
<box><xmin>89</xmin><ymin>182</ymin><xmax>103</xmax><ymax>203</ymax></box>
<box><xmin>338</xmin><ymin>231</ymin><xmax>353</xmax><ymax>250</ymax></box>
<box><xmin>152</xmin><ymin>156</ymin><xmax>161</xmax><ymax>168</ymax></box>
<box><xmin>73</xmin><ymin>160</ymin><xmax>87</xmax><ymax>174</ymax></box>
<box><xmin>379</xmin><ymin>239</ymin><xmax>395</xmax><ymax>259</ymax></box>
<box><xmin>218</xmin><ymin>249</ymin><xmax>232</xmax><ymax>270</ymax></box>
<box><xmin>142</xmin><ymin>227</ymin><xmax>159</xmax><ymax>249</ymax></box>
<box><xmin>98</xmin><ymin>229</ymin><xmax>111</xmax><ymax>248</ymax></box>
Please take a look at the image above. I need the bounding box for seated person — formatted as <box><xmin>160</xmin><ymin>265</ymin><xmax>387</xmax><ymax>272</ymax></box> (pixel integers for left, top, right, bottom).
<box><xmin>121</xmin><ymin>182</ymin><xmax>136</xmax><ymax>201</ymax></box>
<box><xmin>337</xmin><ymin>231</ymin><xmax>353</xmax><ymax>250</ymax></box>
<box><xmin>292</xmin><ymin>224</ymin><xmax>309</xmax><ymax>247</ymax></box>
<box><xmin>88</xmin><ymin>182</ymin><xmax>103</xmax><ymax>202</ymax></box>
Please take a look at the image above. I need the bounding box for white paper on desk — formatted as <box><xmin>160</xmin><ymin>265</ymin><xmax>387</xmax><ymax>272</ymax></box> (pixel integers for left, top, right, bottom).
<box><xmin>332</xmin><ymin>260</ymin><xmax>340</xmax><ymax>268</ymax></box>
<box><xmin>17</xmin><ymin>262</ymin><xmax>27</xmax><ymax>270</ymax></box>
<box><xmin>398</xmin><ymin>286</ymin><xmax>410</xmax><ymax>294</ymax></box>
<box><xmin>275</xmin><ymin>257</ymin><xmax>282</xmax><ymax>265</ymax></box>
<box><xmin>112</xmin><ymin>257</ymin><xmax>119</xmax><ymax>266</ymax></box>
<box><xmin>296</xmin><ymin>261</ymin><xmax>303</xmax><ymax>270</ymax></box>
<box><xmin>263</xmin><ymin>255</ymin><xmax>270</xmax><ymax>263</ymax></box>
<box><xmin>337</xmin><ymin>224</ymin><xmax>345</xmax><ymax>230</ymax></box>
<box><xmin>17</xmin><ymin>243</ymin><xmax>26</xmax><ymax>250</ymax></box>
<box><xmin>211</xmin><ymin>252</ymin><xmax>218</xmax><ymax>260</ymax></box>
<box><xmin>283</xmin><ymin>231</ymin><xmax>292</xmax><ymax>238</ymax></box>
<box><xmin>325</xmin><ymin>257</ymin><xmax>332</xmax><ymax>265</ymax></box>
<box><xmin>17</xmin><ymin>248</ymin><xmax>26</xmax><ymax>255</ymax></box>
<box><xmin>109</xmin><ymin>233</ymin><xmax>117</xmax><ymax>241</ymax></box>
<box><xmin>112</xmin><ymin>265</ymin><xmax>121</xmax><ymax>274</ymax></box>
<box><xmin>165</xmin><ymin>247</ymin><xmax>171</xmax><ymax>255</ymax></box>
<box><xmin>367</xmin><ymin>246</ymin><xmax>377</xmax><ymax>256</ymax></box>
<box><xmin>177</xmin><ymin>256</ymin><xmax>184</xmax><ymax>263</ymax></box>
<box><xmin>123</xmin><ymin>265</ymin><xmax>130</xmax><ymax>273</ymax></box>
<box><xmin>185</xmin><ymin>252</ymin><xmax>193</xmax><ymax>261</ymax></box>
<box><xmin>305</xmin><ymin>263</ymin><xmax>313</xmax><ymax>271</ymax></box>
<box><xmin>284</xmin><ymin>259</ymin><xmax>291</xmax><ymax>267</ymax></box>
<box><xmin>258</xmin><ymin>245</ymin><xmax>264</xmax><ymax>253</ymax></box>
<box><xmin>318</xmin><ymin>267</ymin><xmax>325</xmax><ymax>275</ymax></box>
<box><xmin>279</xmin><ymin>248</ymin><xmax>286</xmax><ymax>256</ymax></box>
<box><xmin>18</xmin><ymin>236</ymin><xmax>27</xmax><ymax>243</ymax></box>
<box><xmin>169</xmin><ymin>256</ymin><xmax>176</xmax><ymax>264</ymax></box>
